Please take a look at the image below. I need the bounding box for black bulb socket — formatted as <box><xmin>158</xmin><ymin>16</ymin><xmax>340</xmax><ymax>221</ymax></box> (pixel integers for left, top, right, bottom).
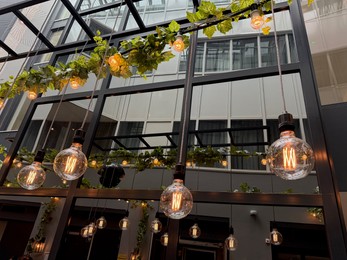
<box><xmin>229</xmin><ymin>226</ymin><xmax>234</xmax><ymax>235</ymax></box>
<box><xmin>250</xmin><ymin>3</ymin><xmax>259</xmax><ymax>12</ymax></box>
<box><xmin>73</xmin><ymin>129</ymin><xmax>86</xmax><ymax>145</ymax></box>
<box><xmin>173</xmin><ymin>164</ymin><xmax>185</xmax><ymax>180</ymax></box>
<box><xmin>278</xmin><ymin>113</ymin><xmax>295</xmax><ymax>132</ymax></box>
<box><xmin>34</xmin><ymin>150</ymin><xmax>45</xmax><ymax>163</ymax></box>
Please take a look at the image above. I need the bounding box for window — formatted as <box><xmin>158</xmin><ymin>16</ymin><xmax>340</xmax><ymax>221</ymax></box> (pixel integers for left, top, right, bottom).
<box><xmin>260</xmin><ymin>35</ymin><xmax>287</xmax><ymax>67</ymax></box>
<box><xmin>231</xmin><ymin>120</ymin><xmax>265</xmax><ymax>170</ymax></box>
<box><xmin>116</xmin><ymin>122</ymin><xmax>144</xmax><ymax>149</ymax></box>
<box><xmin>172</xmin><ymin>121</ymin><xmax>196</xmax><ymax>147</ymax></box>
<box><xmin>205</xmin><ymin>41</ymin><xmax>230</xmax><ymax>72</ymax></box>
<box><xmin>232</xmin><ymin>38</ymin><xmax>258</xmax><ymax>70</ymax></box>
<box><xmin>39</xmin><ymin>30</ymin><xmax>63</xmax><ymax>63</ymax></box>
<box><xmin>198</xmin><ymin>120</ymin><xmax>227</xmax><ymax>146</ymax></box>
<box><xmin>179</xmin><ymin>43</ymin><xmax>204</xmax><ymax>73</ymax></box>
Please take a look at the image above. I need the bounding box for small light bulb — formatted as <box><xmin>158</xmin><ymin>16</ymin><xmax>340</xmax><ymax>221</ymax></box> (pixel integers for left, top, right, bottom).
<box><xmin>153</xmin><ymin>158</ymin><xmax>160</xmax><ymax>166</ymax></box>
<box><xmin>221</xmin><ymin>160</ymin><xmax>228</xmax><ymax>167</ymax></box>
<box><xmin>108</xmin><ymin>54</ymin><xmax>120</xmax><ymax>71</ymax></box>
<box><xmin>16</xmin><ymin>161</ymin><xmax>23</xmax><ymax>168</ymax></box>
<box><xmin>119</xmin><ymin>216</ymin><xmax>130</xmax><ymax>230</ymax></box>
<box><xmin>161</xmin><ymin>233</ymin><xmax>169</xmax><ymax>246</ymax></box>
<box><xmin>0</xmin><ymin>98</ymin><xmax>4</xmax><ymax>109</ymax></box>
<box><xmin>225</xmin><ymin>234</ymin><xmax>238</xmax><ymax>251</ymax></box>
<box><xmin>53</xmin><ymin>129</ymin><xmax>88</xmax><ymax>181</ymax></box>
<box><xmin>87</xmin><ymin>222</ymin><xmax>96</xmax><ymax>237</ymax></box>
<box><xmin>121</xmin><ymin>160</ymin><xmax>128</xmax><ymax>166</ymax></box>
<box><xmin>151</xmin><ymin>218</ymin><xmax>162</xmax><ymax>233</ymax></box>
<box><xmin>17</xmin><ymin>150</ymin><xmax>46</xmax><ymax>190</ymax></box>
<box><xmin>189</xmin><ymin>223</ymin><xmax>201</xmax><ymax>239</ymax></box>
<box><xmin>250</xmin><ymin>9</ymin><xmax>264</xmax><ymax>30</ymax></box>
<box><xmin>91</xmin><ymin>160</ymin><xmax>97</xmax><ymax>167</ymax></box>
<box><xmin>81</xmin><ymin>226</ymin><xmax>89</xmax><ymax>238</ymax></box>
<box><xmin>172</xmin><ymin>35</ymin><xmax>185</xmax><ymax>52</ymax></box>
<box><xmin>160</xmin><ymin>179</ymin><xmax>193</xmax><ymax>219</ymax></box>
<box><xmin>27</xmin><ymin>91</ymin><xmax>37</xmax><ymax>100</ymax></box>
<box><xmin>70</xmin><ymin>78</ymin><xmax>80</xmax><ymax>89</ymax></box>
<box><xmin>186</xmin><ymin>161</ymin><xmax>192</xmax><ymax>167</ymax></box>
<box><xmin>270</xmin><ymin>228</ymin><xmax>283</xmax><ymax>245</ymax></box>
<box><xmin>261</xmin><ymin>158</ymin><xmax>267</xmax><ymax>166</ymax></box>
<box><xmin>96</xmin><ymin>216</ymin><xmax>107</xmax><ymax>229</ymax></box>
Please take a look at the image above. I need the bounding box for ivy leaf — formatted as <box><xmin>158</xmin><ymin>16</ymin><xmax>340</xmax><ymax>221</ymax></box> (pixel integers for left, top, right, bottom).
<box><xmin>308</xmin><ymin>0</ymin><xmax>314</xmax><ymax>6</ymax></box>
<box><xmin>196</xmin><ymin>10</ymin><xmax>209</xmax><ymax>20</ymax></box>
<box><xmin>262</xmin><ymin>26</ymin><xmax>271</xmax><ymax>35</ymax></box>
<box><xmin>217</xmin><ymin>19</ymin><xmax>232</xmax><ymax>34</ymax></box>
<box><xmin>263</xmin><ymin>2</ymin><xmax>271</xmax><ymax>12</ymax></box>
<box><xmin>203</xmin><ymin>25</ymin><xmax>217</xmax><ymax>39</ymax></box>
<box><xmin>288</xmin><ymin>0</ymin><xmax>293</xmax><ymax>5</ymax></box>
<box><xmin>265</xmin><ymin>16</ymin><xmax>272</xmax><ymax>23</ymax></box>
<box><xmin>168</xmin><ymin>20</ymin><xmax>180</xmax><ymax>33</ymax></box>
<box><xmin>186</xmin><ymin>11</ymin><xmax>198</xmax><ymax>23</ymax></box>
<box><xmin>199</xmin><ymin>1</ymin><xmax>216</xmax><ymax>15</ymax></box>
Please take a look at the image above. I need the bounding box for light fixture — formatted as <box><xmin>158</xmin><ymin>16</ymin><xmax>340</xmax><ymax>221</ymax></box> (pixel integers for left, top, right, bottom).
<box><xmin>87</xmin><ymin>222</ymin><xmax>97</xmax><ymax>237</ymax></box>
<box><xmin>265</xmin><ymin>0</ymin><xmax>314</xmax><ymax>181</ymax></box>
<box><xmin>81</xmin><ymin>225</ymin><xmax>89</xmax><ymax>238</ymax></box>
<box><xmin>270</xmin><ymin>228</ymin><xmax>283</xmax><ymax>245</ymax></box>
<box><xmin>0</xmin><ymin>98</ymin><xmax>4</xmax><ymax>109</ymax></box>
<box><xmin>119</xmin><ymin>211</ymin><xmax>130</xmax><ymax>230</ymax></box>
<box><xmin>189</xmin><ymin>223</ymin><xmax>201</xmax><ymax>239</ymax></box>
<box><xmin>172</xmin><ymin>33</ymin><xmax>185</xmax><ymax>52</ymax></box>
<box><xmin>186</xmin><ymin>161</ymin><xmax>192</xmax><ymax>167</ymax></box>
<box><xmin>151</xmin><ymin>218</ymin><xmax>162</xmax><ymax>233</ymax></box>
<box><xmin>160</xmin><ymin>165</ymin><xmax>193</xmax><ymax>219</ymax></box>
<box><xmin>27</xmin><ymin>89</ymin><xmax>38</xmax><ymax>100</ymax></box>
<box><xmin>53</xmin><ymin>129</ymin><xmax>88</xmax><ymax>180</ymax></box>
<box><xmin>225</xmin><ymin>227</ymin><xmax>238</xmax><ymax>251</ymax></box>
<box><xmin>221</xmin><ymin>158</ymin><xmax>228</xmax><ymax>167</ymax></box>
<box><xmin>267</xmin><ymin>113</ymin><xmax>314</xmax><ymax>180</ymax></box>
<box><xmin>96</xmin><ymin>216</ymin><xmax>107</xmax><ymax>229</ymax></box>
<box><xmin>250</xmin><ymin>4</ymin><xmax>264</xmax><ymax>30</ymax></box>
<box><xmin>153</xmin><ymin>158</ymin><xmax>160</xmax><ymax>166</ymax></box>
<box><xmin>160</xmin><ymin>232</ymin><xmax>169</xmax><ymax>246</ymax></box>
<box><xmin>32</xmin><ymin>238</ymin><xmax>45</xmax><ymax>253</ymax></box>
<box><xmin>261</xmin><ymin>158</ymin><xmax>267</xmax><ymax>166</ymax></box>
<box><xmin>121</xmin><ymin>160</ymin><xmax>128</xmax><ymax>166</ymax></box>
<box><xmin>91</xmin><ymin>160</ymin><xmax>97</xmax><ymax>167</ymax></box>
<box><xmin>17</xmin><ymin>150</ymin><xmax>46</xmax><ymax>190</ymax></box>
<box><xmin>69</xmin><ymin>78</ymin><xmax>80</xmax><ymax>89</ymax></box>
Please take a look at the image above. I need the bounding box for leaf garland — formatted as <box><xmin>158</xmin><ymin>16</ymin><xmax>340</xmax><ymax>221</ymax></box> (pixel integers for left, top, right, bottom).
<box><xmin>0</xmin><ymin>0</ymin><xmax>313</xmax><ymax>102</ymax></box>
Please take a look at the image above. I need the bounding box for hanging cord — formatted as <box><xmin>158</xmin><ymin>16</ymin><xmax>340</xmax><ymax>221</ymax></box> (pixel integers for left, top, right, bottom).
<box><xmin>1</xmin><ymin>0</ymin><xmax>58</xmax><ymax>103</ymax></box>
<box><xmin>271</xmin><ymin>0</ymin><xmax>287</xmax><ymax>113</ymax></box>
<box><xmin>80</xmin><ymin>0</ymin><xmax>123</xmax><ymax>129</ymax></box>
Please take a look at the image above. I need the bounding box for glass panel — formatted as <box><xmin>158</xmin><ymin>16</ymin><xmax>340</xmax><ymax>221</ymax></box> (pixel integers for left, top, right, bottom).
<box><xmin>205</xmin><ymin>41</ymin><xmax>230</xmax><ymax>72</ymax></box>
<box><xmin>260</xmin><ymin>35</ymin><xmax>287</xmax><ymax>67</ymax></box>
<box><xmin>179</xmin><ymin>43</ymin><xmax>204</xmax><ymax>73</ymax></box>
<box><xmin>232</xmin><ymin>37</ymin><xmax>258</xmax><ymax>70</ymax></box>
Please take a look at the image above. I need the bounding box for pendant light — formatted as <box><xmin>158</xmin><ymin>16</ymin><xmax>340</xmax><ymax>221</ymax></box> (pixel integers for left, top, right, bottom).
<box><xmin>160</xmin><ymin>232</ymin><xmax>169</xmax><ymax>246</ymax></box>
<box><xmin>151</xmin><ymin>217</ymin><xmax>163</xmax><ymax>233</ymax></box>
<box><xmin>87</xmin><ymin>222</ymin><xmax>97</xmax><ymax>237</ymax></box>
<box><xmin>160</xmin><ymin>164</ymin><xmax>193</xmax><ymax>219</ymax></box>
<box><xmin>17</xmin><ymin>150</ymin><xmax>46</xmax><ymax>190</ymax></box>
<box><xmin>270</xmin><ymin>227</ymin><xmax>283</xmax><ymax>245</ymax></box>
<box><xmin>96</xmin><ymin>216</ymin><xmax>107</xmax><ymax>229</ymax></box>
<box><xmin>189</xmin><ymin>223</ymin><xmax>201</xmax><ymax>239</ymax></box>
<box><xmin>250</xmin><ymin>3</ymin><xmax>264</xmax><ymax>30</ymax></box>
<box><xmin>225</xmin><ymin>229</ymin><xmax>238</xmax><ymax>251</ymax></box>
<box><xmin>172</xmin><ymin>33</ymin><xmax>185</xmax><ymax>52</ymax></box>
<box><xmin>53</xmin><ymin>129</ymin><xmax>88</xmax><ymax>180</ymax></box>
<box><xmin>266</xmin><ymin>0</ymin><xmax>314</xmax><ymax>180</ymax></box>
<box><xmin>80</xmin><ymin>225</ymin><xmax>89</xmax><ymax>238</ymax></box>
<box><xmin>119</xmin><ymin>210</ymin><xmax>130</xmax><ymax>230</ymax></box>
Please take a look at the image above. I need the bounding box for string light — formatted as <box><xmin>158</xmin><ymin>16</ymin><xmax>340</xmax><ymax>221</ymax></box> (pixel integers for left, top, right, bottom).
<box><xmin>172</xmin><ymin>33</ymin><xmax>185</xmax><ymax>52</ymax></box>
<box><xmin>189</xmin><ymin>223</ymin><xmax>201</xmax><ymax>239</ymax></box>
<box><xmin>250</xmin><ymin>4</ymin><xmax>264</xmax><ymax>30</ymax></box>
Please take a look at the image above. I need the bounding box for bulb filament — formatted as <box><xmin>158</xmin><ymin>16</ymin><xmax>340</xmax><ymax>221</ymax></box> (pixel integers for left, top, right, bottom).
<box><xmin>192</xmin><ymin>227</ymin><xmax>197</xmax><ymax>237</ymax></box>
<box><xmin>122</xmin><ymin>220</ymin><xmax>128</xmax><ymax>229</ymax></box>
<box><xmin>164</xmin><ymin>235</ymin><xmax>168</xmax><ymax>245</ymax></box>
<box><xmin>65</xmin><ymin>156</ymin><xmax>77</xmax><ymax>173</ymax></box>
<box><xmin>153</xmin><ymin>222</ymin><xmax>159</xmax><ymax>231</ymax></box>
<box><xmin>283</xmin><ymin>147</ymin><xmax>296</xmax><ymax>170</ymax></box>
<box><xmin>26</xmin><ymin>170</ymin><xmax>37</xmax><ymax>185</ymax></box>
<box><xmin>171</xmin><ymin>191</ymin><xmax>182</xmax><ymax>211</ymax></box>
<box><xmin>229</xmin><ymin>238</ymin><xmax>235</xmax><ymax>248</ymax></box>
<box><xmin>273</xmin><ymin>232</ymin><xmax>278</xmax><ymax>242</ymax></box>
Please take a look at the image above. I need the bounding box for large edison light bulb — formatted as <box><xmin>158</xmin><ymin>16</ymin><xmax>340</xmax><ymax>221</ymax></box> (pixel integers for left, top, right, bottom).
<box><xmin>17</xmin><ymin>150</ymin><xmax>46</xmax><ymax>190</ymax></box>
<box><xmin>250</xmin><ymin>5</ymin><xmax>264</xmax><ymax>30</ymax></box>
<box><xmin>225</xmin><ymin>227</ymin><xmax>238</xmax><ymax>251</ymax></box>
<box><xmin>160</xmin><ymin>179</ymin><xmax>193</xmax><ymax>219</ymax></box>
<box><xmin>172</xmin><ymin>34</ymin><xmax>185</xmax><ymax>52</ymax></box>
<box><xmin>267</xmin><ymin>113</ymin><xmax>314</xmax><ymax>180</ymax></box>
<box><xmin>53</xmin><ymin>129</ymin><xmax>88</xmax><ymax>180</ymax></box>
<box><xmin>270</xmin><ymin>228</ymin><xmax>283</xmax><ymax>245</ymax></box>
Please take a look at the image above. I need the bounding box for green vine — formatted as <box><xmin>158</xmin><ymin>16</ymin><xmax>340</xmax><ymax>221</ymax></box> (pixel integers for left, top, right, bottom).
<box><xmin>0</xmin><ymin>0</ymin><xmax>314</xmax><ymax>102</ymax></box>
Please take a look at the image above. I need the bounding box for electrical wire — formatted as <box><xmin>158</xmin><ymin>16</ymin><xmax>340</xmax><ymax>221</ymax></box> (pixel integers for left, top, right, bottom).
<box><xmin>271</xmin><ymin>0</ymin><xmax>288</xmax><ymax>113</ymax></box>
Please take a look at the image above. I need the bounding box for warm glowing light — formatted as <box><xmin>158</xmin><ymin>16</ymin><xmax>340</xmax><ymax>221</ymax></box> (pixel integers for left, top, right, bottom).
<box><xmin>261</xmin><ymin>158</ymin><xmax>267</xmax><ymax>166</ymax></box>
<box><xmin>27</xmin><ymin>91</ymin><xmax>37</xmax><ymax>100</ymax></box>
<box><xmin>70</xmin><ymin>79</ymin><xmax>79</xmax><ymax>89</ymax></box>
<box><xmin>122</xmin><ymin>160</ymin><xmax>128</xmax><ymax>166</ymax></box>
<box><xmin>283</xmin><ymin>147</ymin><xmax>296</xmax><ymax>170</ymax></box>
<box><xmin>81</xmin><ymin>226</ymin><xmax>88</xmax><ymax>238</ymax></box>
<box><xmin>108</xmin><ymin>54</ymin><xmax>120</xmax><ymax>71</ymax></box>
<box><xmin>17</xmin><ymin>153</ymin><xmax>46</xmax><ymax>190</ymax></box>
<box><xmin>16</xmin><ymin>161</ymin><xmax>22</xmax><ymax>168</ymax></box>
<box><xmin>87</xmin><ymin>222</ymin><xmax>96</xmax><ymax>237</ymax></box>
<box><xmin>225</xmin><ymin>234</ymin><xmax>238</xmax><ymax>251</ymax></box>
<box><xmin>153</xmin><ymin>158</ymin><xmax>160</xmax><ymax>166</ymax></box>
<box><xmin>302</xmin><ymin>154</ymin><xmax>308</xmax><ymax>161</ymax></box>
<box><xmin>221</xmin><ymin>160</ymin><xmax>228</xmax><ymax>167</ymax></box>
<box><xmin>0</xmin><ymin>99</ymin><xmax>4</xmax><ymax>109</ymax></box>
<box><xmin>186</xmin><ymin>161</ymin><xmax>192</xmax><ymax>167</ymax></box>
<box><xmin>161</xmin><ymin>233</ymin><xmax>169</xmax><ymax>246</ymax></box>
<box><xmin>96</xmin><ymin>216</ymin><xmax>107</xmax><ymax>229</ymax></box>
<box><xmin>119</xmin><ymin>217</ymin><xmax>130</xmax><ymax>230</ymax></box>
<box><xmin>172</xmin><ymin>35</ymin><xmax>185</xmax><ymax>52</ymax></box>
<box><xmin>151</xmin><ymin>218</ymin><xmax>162</xmax><ymax>233</ymax></box>
<box><xmin>26</xmin><ymin>170</ymin><xmax>37</xmax><ymax>185</ymax></box>
<box><xmin>171</xmin><ymin>191</ymin><xmax>182</xmax><ymax>211</ymax></box>
<box><xmin>91</xmin><ymin>160</ymin><xmax>97</xmax><ymax>167</ymax></box>
<box><xmin>65</xmin><ymin>156</ymin><xmax>78</xmax><ymax>173</ymax></box>
<box><xmin>141</xmin><ymin>202</ymin><xmax>147</xmax><ymax>207</ymax></box>
<box><xmin>250</xmin><ymin>10</ymin><xmax>264</xmax><ymax>30</ymax></box>
<box><xmin>189</xmin><ymin>223</ymin><xmax>201</xmax><ymax>239</ymax></box>
<box><xmin>270</xmin><ymin>228</ymin><xmax>283</xmax><ymax>245</ymax></box>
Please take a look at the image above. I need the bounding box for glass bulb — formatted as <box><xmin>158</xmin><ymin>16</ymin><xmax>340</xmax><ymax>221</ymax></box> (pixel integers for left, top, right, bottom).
<box><xmin>91</xmin><ymin>160</ymin><xmax>97</xmax><ymax>167</ymax></box>
<box><xmin>17</xmin><ymin>161</ymin><xmax>46</xmax><ymax>190</ymax></box>
<box><xmin>0</xmin><ymin>98</ymin><xmax>4</xmax><ymax>109</ymax></box>
<box><xmin>189</xmin><ymin>223</ymin><xmax>201</xmax><ymax>239</ymax></box>
<box><xmin>225</xmin><ymin>234</ymin><xmax>238</xmax><ymax>251</ymax></box>
<box><xmin>153</xmin><ymin>158</ymin><xmax>160</xmax><ymax>166</ymax></box>
<box><xmin>186</xmin><ymin>161</ymin><xmax>192</xmax><ymax>167</ymax></box>
<box><xmin>121</xmin><ymin>160</ymin><xmax>128</xmax><ymax>166</ymax></box>
<box><xmin>270</xmin><ymin>228</ymin><xmax>283</xmax><ymax>245</ymax></box>
<box><xmin>80</xmin><ymin>226</ymin><xmax>89</xmax><ymax>238</ymax></box>
<box><xmin>53</xmin><ymin>142</ymin><xmax>88</xmax><ymax>180</ymax></box>
<box><xmin>250</xmin><ymin>10</ymin><xmax>264</xmax><ymax>29</ymax></box>
<box><xmin>70</xmin><ymin>79</ymin><xmax>79</xmax><ymax>89</ymax></box>
<box><xmin>87</xmin><ymin>222</ymin><xmax>96</xmax><ymax>237</ymax></box>
<box><xmin>267</xmin><ymin>130</ymin><xmax>315</xmax><ymax>180</ymax></box>
<box><xmin>160</xmin><ymin>179</ymin><xmax>193</xmax><ymax>219</ymax></box>
<box><xmin>221</xmin><ymin>160</ymin><xmax>228</xmax><ymax>167</ymax></box>
<box><xmin>27</xmin><ymin>91</ymin><xmax>37</xmax><ymax>100</ymax></box>
<box><xmin>119</xmin><ymin>217</ymin><xmax>130</xmax><ymax>230</ymax></box>
<box><xmin>151</xmin><ymin>218</ymin><xmax>162</xmax><ymax>233</ymax></box>
<box><xmin>172</xmin><ymin>36</ymin><xmax>185</xmax><ymax>52</ymax></box>
<box><xmin>96</xmin><ymin>216</ymin><xmax>107</xmax><ymax>229</ymax></box>
<box><xmin>261</xmin><ymin>158</ymin><xmax>267</xmax><ymax>166</ymax></box>
<box><xmin>160</xmin><ymin>233</ymin><xmax>169</xmax><ymax>246</ymax></box>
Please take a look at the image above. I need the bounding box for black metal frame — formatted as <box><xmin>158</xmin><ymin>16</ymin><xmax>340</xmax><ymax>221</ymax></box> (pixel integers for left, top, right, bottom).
<box><xmin>0</xmin><ymin>0</ymin><xmax>346</xmax><ymax>259</ymax></box>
